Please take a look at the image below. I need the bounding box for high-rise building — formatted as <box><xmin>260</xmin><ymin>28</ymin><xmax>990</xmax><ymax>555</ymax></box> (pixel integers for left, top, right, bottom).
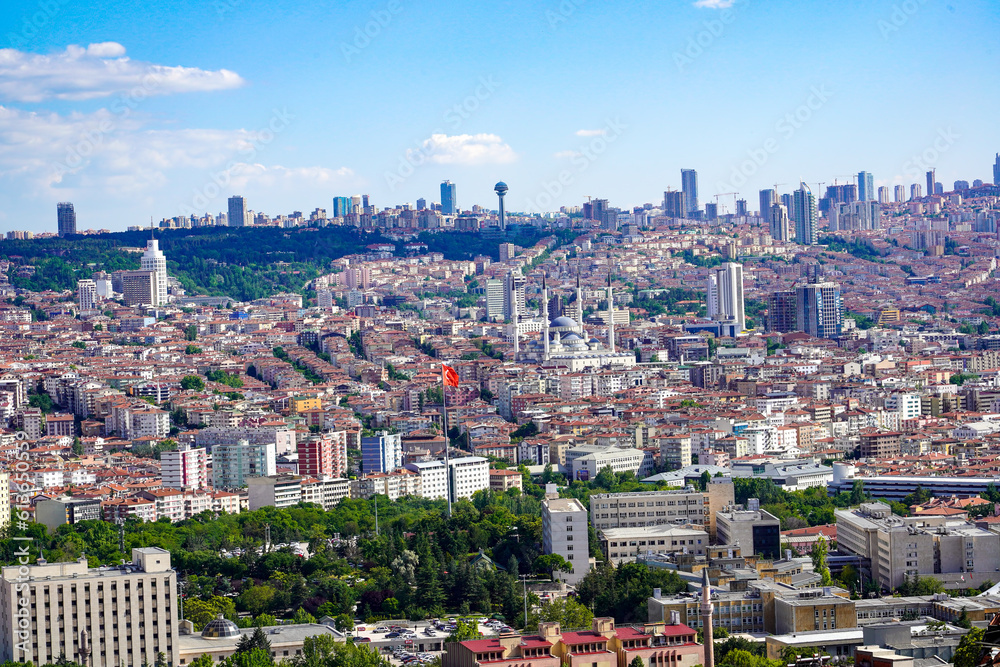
<box><xmin>140</xmin><ymin>239</ymin><xmax>168</xmax><ymax>306</ymax></box>
<box><xmin>796</xmin><ymin>281</ymin><xmax>842</xmax><ymax>339</ymax></box>
<box><xmin>704</xmin><ymin>202</ymin><xmax>718</xmax><ymax>220</ymax></box>
<box><xmin>681</xmin><ymin>169</ymin><xmax>699</xmax><ymax>215</ymax></box>
<box><xmin>0</xmin><ymin>548</ymin><xmax>178</xmax><ymax>667</ymax></box>
<box><xmin>120</xmin><ymin>270</ymin><xmax>160</xmax><ymax>308</ymax></box>
<box><xmin>792</xmin><ymin>183</ymin><xmax>817</xmax><ymax>245</ymax></box>
<box><xmin>910</xmin><ymin>183</ymin><xmax>922</xmax><ymax>199</ymax></box>
<box><xmin>57</xmin><ymin>202</ymin><xmax>76</xmax><ymax>237</ymax></box>
<box><xmin>211</xmin><ymin>440</ymin><xmax>276</xmax><ymax>489</ymax></box>
<box><xmin>706</xmin><ymin>263</ymin><xmax>745</xmax><ymax>333</ymax></box>
<box><xmin>440</xmin><ymin>180</ymin><xmax>457</xmax><ymax>215</ymax></box>
<box><xmin>161</xmin><ymin>443</ymin><xmax>208</xmax><ymax>490</ymax></box>
<box><xmin>781</xmin><ymin>193</ymin><xmax>794</xmax><ymax>221</ymax></box>
<box><xmin>297</xmin><ymin>431</ymin><xmax>348</xmax><ymax>478</ymax></box>
<box><xmin>227</xmin><ymin>195</ymin><xmax>248</xmax><ymax>227</ymax></box>
<box><xmin>925</xmin><ymin>170</ymin><xmax>935</xmax><ymax>199</ymax></box>
<box><xmin>994</xmin><ymin>153</ymin><xmax>1000</xmax><ymax>186</ymax></box>
<box><xmin>894</xmin><ymin>185</ymin><xmax>906</xmax><ymax>202</ymax></box>
<box><xmin>77</xmin><ymin>279</ymin><xmax>98</xmax><ymax>312</ymax></box>
<box><xmin>954</xmin><ymin>180</ymin><xmax>970</xmax><ymax>192</ymax></box>
<box><xmin>770</xmin><ymin>203</ymin><xmax>789</xmax><ymax>242</ymax></box>
<box><xmin>735</xmin><ymin>199</ymin><xmax>748</xmax><ymax>217</ymax></box>
<box><xmin>768</xmin><ymin>290</ymin><xmax>797</xmax><ymax>332</ymax></box>
<box><xmin>332</xmin><ymin>196</ymin><xmax>350</xmax><ymax>218</ymax></box>
<box><xmin>759</xmin><ymin>189</ymin><xmax>776</xmax><ymax>224</ymax></box>
<box><xmin>541</xmin><ymin>498</ymin><xmax>590</xmax><ymax>584</ymax></box>
<box><xmin>857</xmin><ymin>171</ymin><xmax>875</xmax><ymax>201</ymax></box>
<box><xmin>499</xmin><ymin>242</ymin><xmax>516</xmax><ymax>262</ymax></box>
<box><xmin>361</xmin><ymin>432</ymin><xmax>402</xmax><ymax>475</ymax></box>
<box><xmin>877</xmin><ymin>186</ymin><xmax>889</xmax><ymax>204</ymax></box>
<box><xmin>416</xmin><ymin>197</ymin><xmax>426</xmax><ymax>210</ymax></box>
<box><xmin>484</xmin><ymin>279</ymin><xmax>505</xmax><ymax>320</ymax></box>
<box><xmin>663</xmin><ymin>190</ymin><xmax>686</xmax><ymax>218</ymax></box>
<box><xmin>503</xmin><ymin>269</ymin><xmax>526</xmax><ymax>321</ymax></box>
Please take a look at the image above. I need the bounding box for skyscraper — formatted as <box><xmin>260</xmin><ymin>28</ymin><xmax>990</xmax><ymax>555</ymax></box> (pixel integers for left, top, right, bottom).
<box><xmin>857</xmin><ymin>171</ymin><xmax>875</xmax><ymax>201</ymax></box>
<box><xmin>706</xmin><ymin>262</ymin><xmax>746</xmax><ymax>333</ymax></box>
<box><xmin>332</xmin><ymin>196</ymin><xmax>350</xmax><ymax>217</ymax></box>
<box><xmin>796</xmin><ymin>281</ymin><xmax>842</xmax><ymax>339</ymax></box>
<box><xmin>120</xmin><ymin>270</ymin><xmax>160</xmax><ymax>307</ymax></box>
<box><xmin>994</xmin><ymin>153</ymin><xmax>1000</xmax><ymax>186</ymax></box>
<box><xmin>792</xmin><ymin>183</ymin><xmax>817</xmax><ymax>245</ymax></box>
<box><xmin>735</xmin><ymin>199</ymin><xmax>748</xmax><ymax>217</ymax></box>
<box><xmin>877</xmin><ymin>186</ymin><xmax>889</xmax><ymax>204</ymax></box>
<box><xmin>894</xmin><ymin>185</ymin><xmax>906</xmax><ymax>202</ymax></box>
<box><xmin>663</xmin><ymin>190</ymin><xmax>686</xmax><ymax>218</ymax></box>
<box><xmin>228</xmin><ymin>195</ymin><xmax>248</xmax><ymax>227</ymax></box>
<box><xmin>768</xmin><ymin>290</ymin><xmax>797</xmax><ymax>332</ymax></box>
<box><xmin>484</xmin><ymin>279</ymin><xmax>505</xmax><ymax>320</ymax></box>
<box><xmin>140</xmin><ymin>238</ymin><xmax>168</xmax><ymax>306</ymax></box>
<box><xmin>925</xmin><ymin>170</ymin><xmax>935</xmax><ymax>199</ymax></box>
<box><xmin>57</xmin><ymin>202</ymin><xmax>76</xmax><ymax>236</ymax></box>
<box><xmin>441</xmin><ymin>180</ymin><xmax>457</xmax><ymax>215</ymax></box>
<box><xmin>910</xmin><ymin>183</ymin><xmax>922</xmax><ymax>199</ymax></box>
<box><xmin>759</xmin><ymin>189</ymin><xmax>776</xmax><ymax>224</ymax></box>
<box><xmin>503</xmin><ymin>269</ymin><xmax>526</xmax><ymax>321</ymax></box>
<box><xmin>681</xmin><ymin>169</ymin><xmax>699</xmax><ymax>216</ymax></box>
<box><xmin>770</xmin><ymin>203</ymin><xmax>790</xmax><ymax>242</ymax></box>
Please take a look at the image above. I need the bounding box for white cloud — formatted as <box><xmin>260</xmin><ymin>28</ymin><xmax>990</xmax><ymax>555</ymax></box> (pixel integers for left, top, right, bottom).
<box><xmin>0</xmin><ymin>42</ymin><xmax>244</xmax><ymax>102</ymax></box>
<box><xmin>224</xmin><ymin>163</ymin><xmax>357</xmax><ymax>191</ymax></box>
<box><xmin>575</xmin><ymin>129</ymin><xmax>607</xmax><ymax>137</ymax></box>
<box><xmin>693</xmin><ymin>0</ymin><xmax>735</xmax><ymax>7</ymax></box>
<box><xmin>409</xmin><ymin>133</ymin><xmax>517</xmax><ymax>166</ymax></box>
<box><xmin>554</xmin><ymin>150</ymin><xmax>582</xmax><ymax>159</ymax></box>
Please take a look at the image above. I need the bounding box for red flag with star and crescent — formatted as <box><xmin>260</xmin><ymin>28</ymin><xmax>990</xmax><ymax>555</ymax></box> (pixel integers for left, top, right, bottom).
<box><xmin>442</xmin><ymin>365</ymin><xmax>459</xmax><ymax>388</ymax></box>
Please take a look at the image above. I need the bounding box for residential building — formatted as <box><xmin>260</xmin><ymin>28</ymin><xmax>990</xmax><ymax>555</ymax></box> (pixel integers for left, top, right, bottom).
<box><xmin>770</xmin><ymin>203</ymin><xmax>790</xmax><ymax>242</ymax></box>
<box><xmin>485</xmin><ymin>279</ymin><xmax>505</xmax><ymax>319</ymax></box>
<box><xmin>211</xmin><ymin>440</ymin><xmax>277</xmax><ymax>489</ymax></box>
<box><xmin>793</xmin><ymin>183</ymin><xmax>817</xmax><ymax>245</ymax></box>
<box><xmin>663</xmin><ymin>191</ymin><xmax>687</xmax><ymax>218</ymax></box>
<box><xmin>858</xmin><ymin>171</ymin><xmax>875</xmax><ymax>201</ymax></box>
<box><xmin>759</xmin><ymin>189</ymin><xmax>775</xmax><ymax>224</ymax></box>
<box><xmin>0</xmin><ymin>548</ymin><xmax>178</xmax><ymax>667</ymax></box>
<box><xmin>35</xmin><ymin>497</ymin><xmax>102</xmax><ymax>532</ymax></box>
<box><xmin>228</xmin><ymin>195</ymin><xmax>248</xmax><ymax>227</ymax></box>
<box><xmin>600</xmin><ymin>525</ymin><xmax>708</xmax><ymax>564</ymax></box>
<box><xmin>489</xmin><ymin>468</ymin><xmax>523</xmax><ymax>493</ymax></box>
<box><xmin>449</xmin><ymin>456</ymin><xmax>490</xmax><ymax>501</ymax></box>
<box><xmin>441</xmin><ymin>180</ymin><xmax>457</xmax><ymax>215</ymax></box>
<box><xmin>796</xmin><ymin>281</ymin><xmax>842</xmax><ymax>339</ymax></box>
<box><xmin>706</xmin><ymin>263</ymin><xmax>745</xmax><ymax>333</ymax></box>
<box><xmin>297</xmin><ymin>431</ymin><xmax>348</xmax><ymax>478</ymax></box>
<box><xmin>589</xmin><ymin>489</ymin><xmax>708</xmax><ymax>532</ymax></box>
<box><xmin>405</xmin><ymin>460</ymin><xmax>448</xmax><ymax>500</ymax></box>
<box><xmin>361</xmin><ymin>432</ymin><xmax>402</xmax><ymax>474</ymax></box>
<box><xmin>859</xmin><ymin>430</ymin><xmax>901</xmax><ymax>459</ymax></box>
<box><xmin>247</xmin><ymin>474</ymin><xmax>302</xmax><ymax>510</ymax></box>
<box><xmin>542</xmin><ymin>498</ymin><xmax>591</xmax><ymax>584</ymax></box>
<box><xmin>161</xmin><ymin>444</ymin><xmax>208</xmax><ymax>491</ymax></box>
<box><xmin>681</xmin><ymin>169</ymin><xmax>699</xmax><ymax>215</ymax></box>
<box><xmin>77</xmin><ymin>279</ymin><xmax>98</xmax><ymax>311</ymax></box>
<box><xmin>769</xmin><ymin>290</ymin><xmax>798</xmax><ymax>332</ymax></box>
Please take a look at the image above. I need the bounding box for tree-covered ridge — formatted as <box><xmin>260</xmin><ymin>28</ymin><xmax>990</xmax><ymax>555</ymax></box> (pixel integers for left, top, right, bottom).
<box><xmin>0</xmin><ymin>226</ymin><xmax>570</xmax><ymax>301</ymax></box>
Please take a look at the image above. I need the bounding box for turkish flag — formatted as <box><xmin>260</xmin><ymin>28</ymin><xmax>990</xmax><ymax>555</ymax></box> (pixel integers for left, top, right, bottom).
<box><xmin>442</xmin><ymin>365</ymin><xmax>459</xmax><ymax>387</ymax></box>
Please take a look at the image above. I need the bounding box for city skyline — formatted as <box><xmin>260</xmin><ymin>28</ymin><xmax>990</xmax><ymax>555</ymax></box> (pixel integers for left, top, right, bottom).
<box><xmin>0</xmin><ymin>0</ymin><xmax>997</xmax><ymax>232</ymax></box>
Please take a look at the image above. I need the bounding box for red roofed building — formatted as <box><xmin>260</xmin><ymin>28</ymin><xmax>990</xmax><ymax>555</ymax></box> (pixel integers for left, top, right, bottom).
<box><xmin>443</xmin><ymin>631</ymin><xmax>559</xmax><ymax>667</ymax></box>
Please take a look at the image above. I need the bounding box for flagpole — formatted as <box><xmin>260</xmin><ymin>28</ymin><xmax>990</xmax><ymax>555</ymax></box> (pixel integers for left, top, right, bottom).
<box><xmin>442</xmin><ymin>365</ymin><xmax>453</xmax><ymax>517</ymax></box>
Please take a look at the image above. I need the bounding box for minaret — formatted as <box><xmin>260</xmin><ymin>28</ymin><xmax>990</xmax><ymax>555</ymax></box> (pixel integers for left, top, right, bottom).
<box><xmin>700</xmin><ymin>568</ymin><xmax>714</xmax><ymax>667</ymax></box>
<box><xmin>510</xmin><ymin>276</ymin><xmax>519</xmax><ymax>361</ymax></box>
<box><xmin>575</xmin><ymin>268</ymin><xmax>584</xmax><ymax>332</ymax></box>
<box><xmin>606</xmin><ymin>273</ymin><xmax>615</xmax><ymax>353</ymax></box>
<box><xmin>542</xmin><ymin>275</ymin><xmax>550</xmax><ymax>361</ymax></box>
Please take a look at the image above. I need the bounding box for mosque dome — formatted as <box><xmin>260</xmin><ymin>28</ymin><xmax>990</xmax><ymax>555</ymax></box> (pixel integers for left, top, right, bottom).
<box><xmin>550</xmin><ymin>316</ymin><xmax>577</xmax><ymax>328</ymax></box>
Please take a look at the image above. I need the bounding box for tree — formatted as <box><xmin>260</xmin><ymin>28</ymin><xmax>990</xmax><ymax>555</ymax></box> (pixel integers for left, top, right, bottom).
<box><xmin>527</xmin><ymin>597</ymin><xmax>594</xmax><ymax>632</ymax></box>
<box><xmin>810</xmin><ymin>536</ymin><xmax>832</xmax><ymax>586</ymax></box>
<box><xmin>235</xmin><ymin>627</ymin><xmax>272</xmax><ymax>657</ymax></box>
<box><xmin>189</xmin><ymin>655</ymin><xmax>216</xmax><ymax>667</ymax></box>
<box><xmin>180</xmin><ymin>375</ymin><xmax>205</xmax><ymax>391</ymax></box>
<box><xmin>72</xmin><ymin>437</ymin><xmax>83</xmax><ymax>456</ymax></box>
<box><xmin>223</xmin><ymin>647</ymin><xmax>273</xmax><ymax>667</ymax></box>
<box><xmin>534</xmin><ymin>553</ymin><xmax>572</xmax><ymax>578</ymax></box>
<box><xmin>185</xmin><ymin>345</ymin><xmax>203</xmax><ymax>355</ymax></box>
<box><xmin>185</xmin><ymin>325</ymin><xmax>198</xmax><ymax>341</ymax></box>
<box><xmin>446</xmin><ymin>619</ymin><xmax>483</xmax><ymax>643</ymax></box>
<box><xmin>71</xmin><ymin>340</ymin><xmax>86</xmax><ymax>349</ymax></box>
<box><xmin>629</xmin><ymin>658</ymin><xmax>645</xmax><ymax>667</ymax></box>
<box><xmin>953</xmin><ymin>627</ymin><xmax>984</xmax><ymax>667</ymax></box>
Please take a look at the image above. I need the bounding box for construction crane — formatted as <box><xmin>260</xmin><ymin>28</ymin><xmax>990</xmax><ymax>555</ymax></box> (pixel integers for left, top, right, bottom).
<box><xmin>714</xmin><ymin>192</ymin><xmax>737</xmax><ymax>216</ymax></box>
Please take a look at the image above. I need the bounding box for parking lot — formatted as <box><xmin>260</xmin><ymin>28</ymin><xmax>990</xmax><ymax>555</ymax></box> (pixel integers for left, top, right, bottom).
<box><xmin>351</xmin><ymin>617</ymin><xmax>515</xmax><ymax>664</ymax></box>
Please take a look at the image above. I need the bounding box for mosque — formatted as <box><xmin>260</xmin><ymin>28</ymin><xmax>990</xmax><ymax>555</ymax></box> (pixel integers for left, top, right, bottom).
<box><xmin>514</xmin><ymin>273</ymin><xmax>636</xmax><ymax>371</ymax></box>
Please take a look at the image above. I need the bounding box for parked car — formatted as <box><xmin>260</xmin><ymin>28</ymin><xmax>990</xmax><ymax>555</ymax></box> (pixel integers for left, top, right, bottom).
<box><xmin>386</xmin><ymin>632</ymin><xmax>401</xmax><ymax>639</ymax></box>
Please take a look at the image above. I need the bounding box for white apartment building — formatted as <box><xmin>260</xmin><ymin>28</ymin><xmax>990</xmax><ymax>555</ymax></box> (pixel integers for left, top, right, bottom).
<box><xmin>566</xmin><ymin>445</ymin><xmax>652</xmax><ymax>481</ymax></box>
<box><xmin>885</xmin><ymin>393</ymin><xmax>922</xmax><ymax>420</ymax></box>
<box><xmin>0</xmin><ymin>548</ymin><xmax>178</xmax><ymax>667</ymax></box>
<box><xmin>300</xmin><ymin>477</ymin><xmax>350</xmax><ymax>509</ymax></box>
<box><xmin>600</xmin><ymin>525</ymin><xmax>709</xmax><ymax>564</ymax></box>
<box><xmin>405</xmin><ymin>460</ymin><xmax>449</xmax><ymax>500</ymax></box>
<box><xmin>448</xmin><ymin>456</ymin><xmax>489</xmax><ymax>502</ymax></box>
<box><xmin>589</xmin><ymin>489</ymin><xmax>708</xmax><ymax>532</ymax></box>
<box><xmin>211</xmin><ymin>440</ymin><xmax>276</xmax><ymax>490</ymax></box>
<box><xmin>77</xmin><ymin>279</ymin><xmax>98</xmax><ymax>311</ymax></box>
<box><xmin>542</xmin><ymin>498</ymin><xmax>591</xmax><ymax>585</ymax></box>
<box><xmin>161</xmin><ymin>444</ymin><xmax>208</xmax><ymax>491</ymax></box>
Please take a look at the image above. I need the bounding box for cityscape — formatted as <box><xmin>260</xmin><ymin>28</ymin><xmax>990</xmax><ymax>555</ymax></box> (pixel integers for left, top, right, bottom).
<box><xmin>2</xmin><ymin>3</ymin><xmax>1000</xmax><ymax>667</ymax></box>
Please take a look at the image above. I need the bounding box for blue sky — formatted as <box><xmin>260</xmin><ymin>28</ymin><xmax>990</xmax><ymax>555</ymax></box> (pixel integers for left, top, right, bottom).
<box><xmin>1</xmin><ymin>0</ymin><xmax>998</xmax><ymax>232</ymax></box>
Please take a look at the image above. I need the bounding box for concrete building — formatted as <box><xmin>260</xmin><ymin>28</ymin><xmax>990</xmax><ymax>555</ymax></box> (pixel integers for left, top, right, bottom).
<box><xmin>448</xmin><ymin>456</ymin><xmax>490</xmax><ymax>502</ymax></box>
<box><xmin>57</xmin><ymin>201</ymin><xmax>76</xmax><ymax>236</ymax></box>
<box><xmin>77</xmin><ymin>279</ymin><xmax>98</xmax><ymax>312</ymax></box>
<box><xmin>161</xmin><ymin>443</ymin><xmax>208</xmax><ymax>491</ymax></box>
<box><xmin>34</xmin><ymin>497</ymin><xmax>102</xmax><ymax>532</ymax></box>
<box><xmin>796</xmin><ymin>281</ymin><xmax>842</xmax><ymax>339</ymax></box>
<box><xmin>297</xmin><ymin>431</ymin><xmax>348</xmax><ymax>478</ymax></box>
<box><xmin>589</xmin><ymin>489</ymin><xmax>708</xmax><ymax>532</ymax></box>
<box><xmin>542</xmin><ymin>498</ymin><xmax>591</xmax><ymax>585</ymax></box>
<box><xmin>211</xmin><ymin>440</ymin><xmax>277</xmax><ymax>490</ymax></box>
<box><xmin>247</xmin><ymin>474</ymin><xmax>302</xmax><ymax>510</ymax></box>
<box><xmin>361</xmin><ymin>432</ymin><xmax>402</xmax><ymax>474</ymax></box>
<box><xmin>120</xmin><ymin>269</ymin><xmax>161</xmax><ymax>308</ymax></box>
<box><xmin>837</xmin><ymin>502</ymin><xmax>1000</xmax><ymax>591</ymax></box>
<box><xmin>600</xmin><ymin>525</ymin><xmax>709</xmax><ymax>564</ymax></box>
<box><xmin>716</xmin><ymin>506</ymin><xmax>782</xmax><ymax>558</ymax></box>
<box><xmin>405</xmin><ymin>460</ymin><xmax>448</xmax><ymax>500</ymax></box>
<box><xmin>566</xmin><ymin>445</ymin><xmax>652</xmax><ymax>482</ymax></box>
<box><xmin>0</xmin><ymin>548</ymin><xmax>177</xmax><ymax>667</ymax></box>
<box><xmin>139</xmin><ymin>239</ymin><xmax>168</xmax><ymax>306</ymax></box>
<box><xmin>706</xmin><ymin>263</ymin><xmax>745</xmax><ymax>333</ymax></box>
